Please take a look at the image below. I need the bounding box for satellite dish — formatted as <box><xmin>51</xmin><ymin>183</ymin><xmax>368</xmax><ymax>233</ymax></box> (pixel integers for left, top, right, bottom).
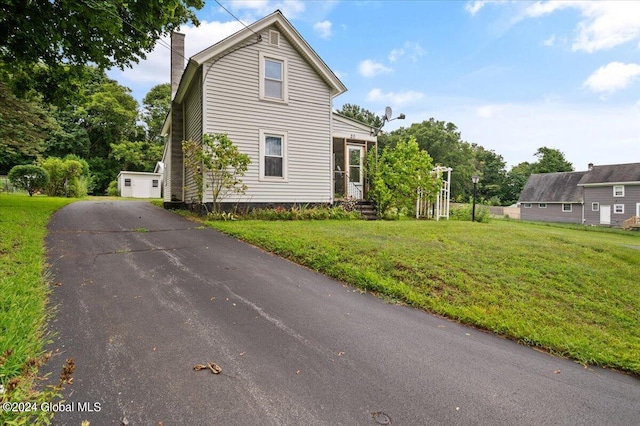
<box><xmin>384</xmin><ymin>106</ymin><xmax>392</xmax><ymax>121</ymax></box>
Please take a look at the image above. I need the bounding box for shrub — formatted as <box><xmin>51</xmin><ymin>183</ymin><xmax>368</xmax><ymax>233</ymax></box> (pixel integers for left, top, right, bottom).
<box><xmin>39</xmin><ymin>157</ymin><xmax>88</xmax><ymax>197</ymax></box>
<box><xmin>7</xmin><ymin>165</ymin><xmax>50</xmax><ymax>196</ymax></box>
<box><xmin>450</xmin><ymin>203</ymin><xmax>491</xmax><ymax>223</ymax></box>
<box><xmin>106</xmin><ymin>180</ymin><xmax>119</xmax><ymax>196</ymax></box>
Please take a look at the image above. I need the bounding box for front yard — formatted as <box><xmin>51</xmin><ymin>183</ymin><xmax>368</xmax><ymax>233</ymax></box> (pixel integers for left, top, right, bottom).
<box><xmin>206</xmin><ymin>218</ymin><xmax>640</xmax><ymax>374</ymax></box>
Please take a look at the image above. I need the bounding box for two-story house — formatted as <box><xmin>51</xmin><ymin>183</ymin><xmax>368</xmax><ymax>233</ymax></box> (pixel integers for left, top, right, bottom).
<box><xmin>161</xmin><ymin>10</ymin><xmax>377</xmax><ymax>210</ymax></box>
<box><xmin>518</xmin><ymin>162</ymin><xmax>640</xmax><ymax>227</ymax></box>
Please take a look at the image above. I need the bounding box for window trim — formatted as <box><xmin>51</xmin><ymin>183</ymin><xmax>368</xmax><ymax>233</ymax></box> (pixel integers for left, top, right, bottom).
<box><xmin>614</xmin><ymin>204</ymin><xmax>624</xmax><ymax>214</ymax></box>
<box><xmin>124</xmin><ymin>178</ymin><xmax>131</xmax><ymax>187</ymax></box>
<box><xmin>613</xmin><ymin>185</ymin><xmax>625</xmax><ymax>197</ymax></box>
<box><xmin>523</xmin><ymin>203</ymin><xmax>532</xmax><ymax>208</ymax></box>
<box><xmin>538</xmin><ymin>203</ymin><xmax>547</xmax><ymax>208</ymax></box>
<box><xmin>562</xmin><ymin>203</ymin><xmax>572</xmax><ymax>212</ymax></box>
<box><xmin>591</xmin><ymin>202</ymin><xmax>599</xmax><ymax>212</ymax></box>
<box><xmin>259</xmin><ymin>52</ymin><xmax>288</xmax><ymax>103</ymax></box>
<box><xmin>259</xmin><ymin>129</ymin><xmax>288</xmax><ymax>181</ymax></box>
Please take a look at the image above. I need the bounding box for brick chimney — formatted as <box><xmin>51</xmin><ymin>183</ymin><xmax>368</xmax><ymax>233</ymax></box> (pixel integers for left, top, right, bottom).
<box><xmin>170</xmin><ymin>32</ymin><xmax>185</xmax><ymax>99</ymax></box>
<box><xmin>169</xmin><ymin>32</ymin><xmax>185</xmax><ymax>202</ymax></box>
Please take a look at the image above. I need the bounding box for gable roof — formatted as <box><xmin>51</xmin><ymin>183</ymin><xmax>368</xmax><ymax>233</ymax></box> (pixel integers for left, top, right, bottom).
<box><xmin>518</xmin><ymin>171</ymin><xmax>586</xmax><ymax>203</ymax></box>
<box><xmin>174</xmin><ymin>10</ymin><xmax>346</xmax><ymax>104</ymax></box>
<box><xmin>577</xmin><ymin>162</ymin><xmax>640</xmax><ymax>186</ymax></box>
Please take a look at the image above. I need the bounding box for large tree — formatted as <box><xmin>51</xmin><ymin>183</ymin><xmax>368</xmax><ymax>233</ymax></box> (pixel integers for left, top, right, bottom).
<box><xmin>382</xmin><ymin>119</ymin><xmax>476</xmax><ymax>200</ymax></box>
<box><xmin>531</xmin><ymin>147</ymin><xmax>574</xmax><ymax>174</ymax></box>
<box><xmin>0</xmin><ymin>82</ymin><xmax>55</xmax><ymax>173</ymax></box>
<box><xmin>142</xmin><ymin>83</ymin><xmax>171</xmax><ymax>144</ymax></box>
<box><xmin>0</xmin><ymin>0</ymin><xmax>203</xmax><ymax>71</ymax></box>
<box><xmin>336</xmin><ymin>103</ymin><xmax>383</xmax><ymax>128</ymax></box>
<box><xmin>472</xmin><ymin>144</ymin><xmax>508</xmax><ymax>204</ymax></box>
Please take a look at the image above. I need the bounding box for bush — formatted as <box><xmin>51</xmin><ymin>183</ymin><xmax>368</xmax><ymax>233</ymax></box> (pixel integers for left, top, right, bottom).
<box><xmin>106</xmin><ymin>180</ymin><xmax>119</xmax><ymax>196</ymax></box>
<box><xmin>7</xmin><ymin>165</ymin><xmax>50</xmax><ymax>196</ymax></box>
<box><xmin>450</xmin><ymin>203</ymin><xmax>491</xmax><ymax>223</ymax></box>
<box><xmin>39</xmin><ymin>157</ymin><xmax>88</xmax><ymax>197</ymax></box>
<box><xmin>232</xmin><ymin>204</ymin><xmax>362</xmax><ymax>221</ymax></box>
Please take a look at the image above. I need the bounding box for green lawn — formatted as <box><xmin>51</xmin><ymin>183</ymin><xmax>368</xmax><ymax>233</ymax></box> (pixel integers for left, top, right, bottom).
<box><xmin>0</xmin><ymin>194</ymin><xmax>75</xmax><ymax>421</ymax></box>
<box><xmin>207</xmin><ymin>218</ymin><xmax>640</xmax><ymax>374</ymax></box>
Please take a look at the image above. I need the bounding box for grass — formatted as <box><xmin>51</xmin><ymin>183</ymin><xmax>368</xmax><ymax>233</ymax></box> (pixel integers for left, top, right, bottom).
<box><xmin>0</xmin><ymin>194</ymin><xmax>75</xmax><ymax>423</ymax></box>
<box><xmin>203</xmin><ymin>218</ymin><xmax>640</xmax><ymax>374</ymax></box>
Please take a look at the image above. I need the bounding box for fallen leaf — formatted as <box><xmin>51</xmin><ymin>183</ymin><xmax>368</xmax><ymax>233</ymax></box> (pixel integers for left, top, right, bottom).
<box><xmin>337</xmin><ymin>351</ymin><xmax>345</xmax><ymax>356</ymax></box>
<box><xmin>210</xmin><ymin>296</ymin><xmax>216</xmax><ymax>301</ymax></box>
<box><xmin>232</xmin><ymin>303</ymin><xmax>236</xmax><ymax>306</ymax></box>
<box><xmin>554</xmin><ymin>370</ymin><xmax>561</xmax><ymax>374</ymax></box>
<box><xmin>153</xmin><ymin>347</ymin><xmax>156</xmax><ymax>351</ymax></box>
<box><xmin>296</xmin><ymin>370</ymin><xmax>301</xmax><ymax>374</ymax></box>
<box><xmin>465</xmin><ymin>333</ymin><xmax>470</xmax><ymax>336</ymax></box>
<box><xmin>455</xmin><ymin>407</ymin><xmax>460</xmax><ymax>411</ymax></box>
<box><xmin>438</xmin><ymin>325</ymin><xmax>445</xmax><ymax>328</ymax></box>
<box><xmin>239</xmin><ymin>352</ymin><xmax>245</xmax><ymax>356</ymax></box>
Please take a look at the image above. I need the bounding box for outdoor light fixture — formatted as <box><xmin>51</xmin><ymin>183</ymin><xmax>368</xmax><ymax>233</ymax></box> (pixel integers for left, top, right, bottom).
<box><xmin>372</xmin><ymin>106</ymin><xmax>405</xmax><ymax>136</ymax></box>
<box><xmin>472</xmin><ymin>175</ymin><xmax>480</xmax><ymax>222</ymax></box>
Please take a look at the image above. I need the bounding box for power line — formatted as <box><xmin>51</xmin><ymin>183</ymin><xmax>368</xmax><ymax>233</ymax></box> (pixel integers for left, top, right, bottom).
<box><xmin>214</xmin><ymin>0</ymin><xmax>258</xmax><ymax>35</ymax></box>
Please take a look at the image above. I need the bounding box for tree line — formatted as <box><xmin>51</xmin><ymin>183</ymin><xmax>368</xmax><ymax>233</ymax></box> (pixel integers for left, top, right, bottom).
<box><xmin>338</xmin><ymin>104</ymin><xmax>574</xmax><ymax>206</ymax></box>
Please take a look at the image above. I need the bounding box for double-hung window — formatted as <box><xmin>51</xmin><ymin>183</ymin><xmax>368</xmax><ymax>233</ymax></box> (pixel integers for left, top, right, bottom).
<box><xmin>260</xmin><ymin>52</ymin><xmax>287</xmax><ymax>102</ymax></box>
<box><xmin>614</xmin><ymin>204</ymin><xmax>624</xmax><ymax>214</ymax></box>
<box><xmin>260</xmin><ymin>130</ymin><xmax>287</xmax><ymax>180</ymax></box>
<box><xmin>613</xmin><ymin>185</ymin><xmax>625</xmax><ymax>197</ymax></box>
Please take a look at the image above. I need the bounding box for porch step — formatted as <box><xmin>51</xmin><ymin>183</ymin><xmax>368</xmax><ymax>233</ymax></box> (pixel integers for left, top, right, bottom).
<box><xmin>357</xmin><ymin>200</ymin><xmax>378</xmax><ymax>221</ymax></box>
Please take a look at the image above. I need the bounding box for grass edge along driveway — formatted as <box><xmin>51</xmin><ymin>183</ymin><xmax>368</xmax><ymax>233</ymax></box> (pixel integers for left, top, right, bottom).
<box><xmin>0</xmin><ymin>194</ymin><xmax>75</xmax><ymax>424</ymax></box>
<box><xmin>204</xmin><ymin>218</ymin><xmax>640</xmax><ymax>375</ymax></box>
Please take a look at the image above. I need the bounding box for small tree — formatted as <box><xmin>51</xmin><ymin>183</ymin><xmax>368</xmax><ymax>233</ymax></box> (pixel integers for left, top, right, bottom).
<box><xmin>367</xmin><ymin>136</ymin><xmax>438</xmax><ymax>217</ymax></box>
<box><xmin>39</xmin><ymin>157</ymin><xmax>87</xmax><ymax>197</ymax></box>
<box><xmin>8</xmin><ymin>165</ymin><xmax>50</xmax><ymax>196</ymax></box>
<box><xmin>182</xmin><ymin>133</ymin><xmax>250</xmax><ymax>213</ymax></box>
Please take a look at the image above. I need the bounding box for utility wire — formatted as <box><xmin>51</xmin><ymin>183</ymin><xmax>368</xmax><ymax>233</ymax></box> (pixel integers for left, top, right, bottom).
<box><xmin>214</xmin><ymin>0</ymin><xmax>258</xmax><ymax>35</ymax></box>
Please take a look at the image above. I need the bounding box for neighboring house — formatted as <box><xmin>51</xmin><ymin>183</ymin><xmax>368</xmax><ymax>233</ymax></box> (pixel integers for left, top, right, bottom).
<box><xmin>518</xmin><ymin>162</ymin><xmax>640</xmax><ymax>227</ymax></box>
<box><xmin>161</xmin><ymin>10</ymin><xmax>377</xmax><ymax>209</ymax></box>
<box><xmin>117</xmin><ymin>171</ymin><xmax>162</xmax><ymax>198</ymax></box>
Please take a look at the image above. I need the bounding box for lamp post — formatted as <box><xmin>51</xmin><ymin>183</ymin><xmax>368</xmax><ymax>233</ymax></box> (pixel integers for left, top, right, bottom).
<box><xmin>472</xmin><ymin>175</ymin><xmax>480</xmax><ymax>222</ymax></box>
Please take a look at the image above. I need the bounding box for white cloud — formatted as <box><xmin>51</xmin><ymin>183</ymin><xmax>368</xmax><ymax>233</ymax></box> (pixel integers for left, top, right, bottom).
<box><xmin>583</xmin><ymin>62</ymin><xmax>640</xmax><ymax>94</ymax></box>
<box><xmin>522</xmin><ymin>1</ymin><xmax>640</xmax><ymax>53</ymax></box>
<box><xmin>543</xmin><ymin>34</ymin><xmax>556</xmax><ymax>46</ymax></box>
<box><xmin>314</xmin><ymin>20</ymin><xmax>332</xmax><ymax>39</ymax></box>
<box><xmin>358</xmin><ymin>60</ymin><xmax>392</xmax><ymax>77</ymax></box>
<box><xmin>476</xmin><ymin>104</ymin><xmax>506</xmax><ymax>118</ymax></box>
<box><xmin>387</xmin><ymin>42</ymin><xmax>425</xmax><ymax>63</ymax></box>
<box><xmin>465</xmin><ymin>0</ymin><xmax>490</xmax><ymax>16</ymax></box>
<box><xmin>228</xmin><ymin>0</ymin><xmax>306</xmax><ymax>20</ymax></box>
<box><xmin>388</xmin><ymin>48</ymin><xmax>404</xmax><ymax>62</ymax></box>
<box><xmin>367</xmin><ymin>88</ymin><xmax>424</xmax><ymax>106</ymax></box>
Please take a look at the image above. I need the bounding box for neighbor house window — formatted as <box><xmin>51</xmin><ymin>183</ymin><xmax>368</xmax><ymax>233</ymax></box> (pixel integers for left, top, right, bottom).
<box><xmin>152</xmin><ymin>179</ymin><xmax>159</xmax><ymax>188</ymax></box>
<box><xmin>538</xmin><ymin>203</ymin><xmax>547</xmax><ymax>208</ymax></box>
<box><xmin>124</xmin><ymin>178</ymin><xmax>131</xmax><ymax>187</ymax></box>
<box><xmin>592</xmin><ymin>202</ymin><xmax>599</xmax><ymax>211</ymax></box>
<box><xmin>613</xmin><ymin>185</ymin><xmax>624</xmax><ymax>197</ymax></box>
<box><xmin>562</xmin><ymin>203</ymin><xmax>572</xmax><ymax>212</ymax></box>
<box><xmin>614</xmin><ymin>204</ymin><xmax>624</xmax><ymax>214</ymax></box>
<box><xmin>259</xmin><ymin>130</ymin><xmax>287</xmax><ymax>180</ymax></box>
<box><xmin>259</xmin><ymin>52</ymin><xmax>288</xmax><ymax>102</ymax></box>
<box><xmin>523</xmin><ymin>203</ymin><xmax>532</xmax><ymax>208</ymax></box>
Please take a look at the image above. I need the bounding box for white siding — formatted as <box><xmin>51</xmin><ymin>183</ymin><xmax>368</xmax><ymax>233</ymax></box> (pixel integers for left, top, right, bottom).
<box><xmin>332</xmin><ymin>116</ymin><xmax>375</xmax><ymax>141</ymax></box>
<box><xmin>163</xmin><ymin>139</ymin><xmax>172</xmax><ymax>202</ymax></box>
<box><xmin>118</xmin><ymin>172</ymin><xmax>162</xmax><ymax>198</ymax></box>
<box><xmin>201</xmin><ymin>25</ymin><xmax>333</xmax><ymax>204</ymax></box>
<box><xmin>183</xmin><ymin>69</ymin><xmax>203</xmax><ymax>203</ymax></box>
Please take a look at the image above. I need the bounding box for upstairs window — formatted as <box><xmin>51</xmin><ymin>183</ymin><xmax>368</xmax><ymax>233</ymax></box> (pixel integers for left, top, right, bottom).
<box><xmin>613</xmin><ymin>185</ymin><xmax>625</xmax><ymax>197</ymax></box>
<box><xmin>260</xmin><ymin>52</ymin><xmax>287</xmax><ymax>102</ymax></box>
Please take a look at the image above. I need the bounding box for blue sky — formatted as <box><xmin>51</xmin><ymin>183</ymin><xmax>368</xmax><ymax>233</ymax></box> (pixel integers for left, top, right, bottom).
<box><xmin>108</xmin><ymin>0</ymin><xmax>640</xmax><ymax>170</ymax></box>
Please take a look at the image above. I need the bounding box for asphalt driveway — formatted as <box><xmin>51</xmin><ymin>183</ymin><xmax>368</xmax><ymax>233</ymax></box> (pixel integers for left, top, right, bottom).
<box><xmin>44</xmin><ymin>201</ymin><xmax>639</xmax><ymax>425</ymax></box>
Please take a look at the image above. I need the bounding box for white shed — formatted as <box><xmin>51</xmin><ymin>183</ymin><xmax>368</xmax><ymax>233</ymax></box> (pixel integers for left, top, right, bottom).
<box><xmin>117</xmin><ymin>171</ymin><xmax>162</xmax><ymax>198</ymax></box>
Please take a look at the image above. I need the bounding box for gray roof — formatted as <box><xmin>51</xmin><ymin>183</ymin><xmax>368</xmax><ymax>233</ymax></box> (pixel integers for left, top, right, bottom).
<box><xmin>518</xmin><ymin>171</ymin><xmax>586</xmax><ymax>203</ymax></box>
<box><xmin>578</xmin><ymin>162</ymin><xmax>640</xmax><ymax>185</ymax></box>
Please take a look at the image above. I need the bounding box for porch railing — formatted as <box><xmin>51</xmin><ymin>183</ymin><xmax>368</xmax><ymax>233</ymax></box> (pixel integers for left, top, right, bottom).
<box><xmin>334</xmin><ymin>170</ymin><xmax>362</xmax><ymax>200</ymax></box>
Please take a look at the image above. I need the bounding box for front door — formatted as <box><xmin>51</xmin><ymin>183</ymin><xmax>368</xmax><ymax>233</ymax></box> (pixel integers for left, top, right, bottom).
<box><xmin>600</xmin><ymin>205</ymin><xmax>611</xmax><ymax>225</ymax></box>
<box><xmin>347</xmin><ymin>145</ymin><xmax>363</xmax><ymax>199</ymax></box>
